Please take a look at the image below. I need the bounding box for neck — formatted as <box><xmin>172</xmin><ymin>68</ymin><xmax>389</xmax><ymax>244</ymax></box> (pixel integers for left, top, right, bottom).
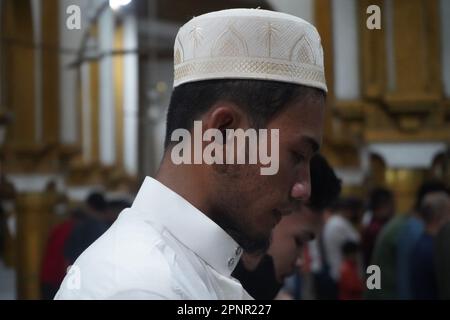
<box><xmin>241</xmin><ymin>252</ymin><xmax>265</xmax><ymax>271</ymax></box>
<box><xmin>156</xmin><ymin>155</ymin><xmax>211</xmax><ymax>217</ymax></box>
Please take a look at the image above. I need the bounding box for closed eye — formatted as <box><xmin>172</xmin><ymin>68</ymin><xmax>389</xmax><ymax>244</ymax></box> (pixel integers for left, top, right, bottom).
<box><xmin>292</xmin><ymin>151</ymin><xmax>306</xmax><ymax>164</ymax></box>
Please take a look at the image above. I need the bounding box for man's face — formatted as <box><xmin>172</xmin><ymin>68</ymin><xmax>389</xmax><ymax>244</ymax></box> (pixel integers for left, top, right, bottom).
<box><xmin>212</xmin><ymin>93</ymin><xmax>325</xmax><ymax>253</ymax></box>
<box><xmin>267</xmin><ymin>205</ymin><xmax>321</xmax><ymax>282</ymax></box>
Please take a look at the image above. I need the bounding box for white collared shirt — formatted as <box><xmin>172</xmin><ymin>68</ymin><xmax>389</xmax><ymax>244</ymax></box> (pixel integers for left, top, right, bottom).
<box><xmin>55</xmin><ymin>177</ymin><xmax>252</xmax><ymax>300</ymax></box>
<box><xmin>323</xmin><ymin>215</ymin><xmax>360</xmax><ymax>281</ymax></box>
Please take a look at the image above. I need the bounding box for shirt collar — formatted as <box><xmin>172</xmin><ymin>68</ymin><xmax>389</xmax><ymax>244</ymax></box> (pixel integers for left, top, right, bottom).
<box><xmin>131</xmin><ymin>176</ymin><xmax>243</xmax><ymax>277</ymax></box>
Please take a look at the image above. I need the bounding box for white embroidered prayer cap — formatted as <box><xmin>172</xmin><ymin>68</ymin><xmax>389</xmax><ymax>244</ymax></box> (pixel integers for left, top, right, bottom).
<box><xmin>173</xmin><ymin>8</ymin><xmax>327</xmax><ymax>92</ymax></box>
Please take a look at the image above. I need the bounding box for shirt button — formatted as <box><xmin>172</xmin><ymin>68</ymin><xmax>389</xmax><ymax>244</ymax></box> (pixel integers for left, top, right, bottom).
<box><xmin>235</xmin><ymin>247</ymin><xmax>242</xmax><ymax>256</ymax></box>
<box><xmin>228</xmin><ymin>257</ymin><xmax>235</xmax><ymax>269</ymax></box>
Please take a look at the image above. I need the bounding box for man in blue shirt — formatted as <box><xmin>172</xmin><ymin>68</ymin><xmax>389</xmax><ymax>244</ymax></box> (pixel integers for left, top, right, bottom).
<box><xmin>410</xmin><ymin>192</ymin><xmax>450</xmax><ymax>300</ymax></box>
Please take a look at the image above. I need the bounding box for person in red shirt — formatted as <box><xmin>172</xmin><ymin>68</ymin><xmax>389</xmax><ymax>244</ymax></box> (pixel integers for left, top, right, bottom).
<box><xmin>40</xmin><ymin>208</ymin><xmax>85</xmax><ymax>299</ymax></box>
<box><xmin>339</xmin><ymin>241</ymin><xmax>364</xmax><ymax>300</ymax></box>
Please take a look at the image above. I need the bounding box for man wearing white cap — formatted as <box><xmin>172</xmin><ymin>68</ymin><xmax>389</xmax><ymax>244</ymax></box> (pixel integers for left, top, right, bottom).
<box><xmin>55</xmin><ymin>8</ymin><xmax>327</xmax><ymax>300</ymax></box>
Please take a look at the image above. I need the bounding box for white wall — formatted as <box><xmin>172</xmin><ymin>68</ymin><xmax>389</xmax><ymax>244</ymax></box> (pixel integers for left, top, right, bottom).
<box><xmin>8</xmin><ymin>174</ymin><xmax>65</xmax><ymax>193</ymax></box>
<box><xmin>335</xmin><ymin>168</ymin><xmax>365</xmax><ymax>186</ymax></box>
<box><xmin>332</xmin><ymin>0</ymin><xmax>360</xmax><ymax>100</ymax></box>
<box><xmin>368</xmin><ymin>142</ymin><xmax>447</xmax><ymax>169</ymax></box>
<box><xmin>268</xmin><ymin>0</ymin><xmax>314</xmax><ymax>23</ymax></box>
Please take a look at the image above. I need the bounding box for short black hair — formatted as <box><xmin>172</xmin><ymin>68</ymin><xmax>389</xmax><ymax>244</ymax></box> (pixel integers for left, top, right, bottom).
<box><xmin>415</xmin><ymin>180</ymin><xmax>449</xmax><ymax>211</ymax></box>
<box><xmin>71</xmin><ymin>207</ymin><xmax>87</xmax><ymax>220</ymax></box>
<box><xmin>85</xmin><ymin>192</ymin><xmax>107</xmax><ymax>212</ymax></box>
<box><xmin>333</xmin><ymin>197</ymin><xmax>364</xmax><ymax>223</ymax></box>
<box><xmin>308</xmin><ymin>154</ymin><xmax>342</xmax><ymax>212</ymax></box>
<box><xmin>164</xmin><ymin>79</ymin><xmax>325</xmax><ymax>148</ymax></box>
<box><xmin>342</xmin><ymin>240</ymin><xmax>360</xmax><ymax>256</ymax></box>
<box><xmin>108</xmin><ymin>199</ymin><xmax>132</xmax><ymax>215</ymax></box>
<box><xmin>368</xmin><ymin>187</ymin><xmax>393</xmax><ymax>211</ymax></box>
<box><xmin>340</xmin><ymin>196</ymin><xmax>364</xmax><ymax>211</ymax></box>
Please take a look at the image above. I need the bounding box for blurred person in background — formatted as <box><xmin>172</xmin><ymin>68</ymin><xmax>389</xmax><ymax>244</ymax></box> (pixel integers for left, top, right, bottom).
<box><xmin>0</xmin><ymin>203</ymin><xmax>5</xmax><ymax>262</ymax></box>
<box><xmin>63</xmin><ymin>192</ymin><xmax>109</xmax><ymax>266</ymax></box>
<box><xmin>41</xmin><ymin>196</ymin><xmax>130</xmax><ymax>299</ymax></box>
<box><xmin>410</xmin><ymin>191</ymin><xmax>450</xmax><ymax>300</ymax></box>
<box><xmin>361</xmin><ymin>188</ymin><xmax>394</xmax><ymax>268</ymax></box>
<box><xmin>396</xmin><ymin>181</ymin><xmax>448</xmax><ymax>299</ymax></box>
<box><xmin>367</xmin><ymin>181</ymin><xmax>448</xmax><ymax>300</ymax></box>
<box><xmin>308</xmin><ymin>205</ymin><xmax>333</xmax><ymax>300</ymax></box>
<box><xmin>40</xmin><ymin>207</ymin><xmax>86</xmax><ymax>300</ymax></box>
<box><xmin>233</xmin><ymin>154</ymin><xmax>341</xmax><ymax>300</ymax></box>
<box><xmin>105</xmin><ymin>199</ymin><xmax>132</xmax><ymax>226</ymax></box>
<box><xmin>339</xmin><ymin>240</ymin><xmax>364</xmax><ymax>300</ymax></box>
<box><xmin>435</xmin><ymin>187</ymin><xmax>450</xmax><ymax>300</ymax></box>
<box><xmin>366</xmin><ymin>210</ymin><xmax>405</xmax><ymax>299</ymax></box>
<box><xmin>321</xmin><ymin>197</ymin><xmax>363</xmax><ymax>299</ymax></box>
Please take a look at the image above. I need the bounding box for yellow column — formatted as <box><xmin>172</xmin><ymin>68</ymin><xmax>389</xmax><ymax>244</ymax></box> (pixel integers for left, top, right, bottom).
<box><xmin>359</xmin><ymin>0</ymin><xmax>386</xmax><ymax>99</ymax></box>
<box><xmin>90</xmin><ymin>61</ymin><xmax>100</xmax><ymax>163</ymax></box>
<box><xmin>314</xmin><ymin>0</ymin><xmax>335</xmax><ymax>148</ymax></box>
<box><xmin>384</xmin><ymin>168</ymin><xmax>426</xmax><ymax>214</ymax></box>
<box><xmin>41</xmin><ymin>0</ymin><xmax>60</xmax><ymax>145</ymax></box>
<box><xmin>2</xmin><ymin>0</ymin><xmax>36</xmax><ymax>145</ymax></box>
<box><xmin>15</xmin><ymin>192</ymin><xmax>52</xmax><ymax>300</ymax></box>
<box><xmin>113</xmin><ymin>24</ymin><xmax>124</xmax><ymax>168</ymax></box>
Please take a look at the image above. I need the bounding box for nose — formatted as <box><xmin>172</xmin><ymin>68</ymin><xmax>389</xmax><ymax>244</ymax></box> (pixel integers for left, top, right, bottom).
<box><xmin>290</xmin><ymin>181</ymin><xmax>310</xmax><ymax>201</ymax></box>
<box><xmin>291</xmin><ymin>162</ymin><xmax>311</xmax><ymax>201</ymax></box>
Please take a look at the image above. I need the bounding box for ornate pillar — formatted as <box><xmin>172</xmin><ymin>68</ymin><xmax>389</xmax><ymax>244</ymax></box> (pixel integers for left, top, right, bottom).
<box><xmin>2</xmin><ymin>0</ymin><xmax>36</xmax><ymax>145</ymax></box>
<box><xmin>15</xmin><ymin>192</ymin><xmax>52</xmax><ymax>299</ymax></box>
<box><xmin>384</xmin><ymin>168</ymin><xmax>426</xmax><ymax>214</ymax></box>
<box><xmin>41</xmin><ymin>0</ymin><xmax>60</xmax><ymax>145</ymax></box>
<box><xmin>113</xmin><ymin>23</ymin><xmax>124</xmax><ymax>168</ymax></box>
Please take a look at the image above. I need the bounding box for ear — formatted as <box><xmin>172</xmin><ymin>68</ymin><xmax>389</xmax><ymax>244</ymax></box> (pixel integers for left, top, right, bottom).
<box><xmin>201</xmin><ymin>102</ymin><xmax>246</xmax><ymax>174</ymax></box>
<box><xmin>202</xmin><ymin>102</ymin><xmax>246</xmax><ymax>134</ymax></box>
